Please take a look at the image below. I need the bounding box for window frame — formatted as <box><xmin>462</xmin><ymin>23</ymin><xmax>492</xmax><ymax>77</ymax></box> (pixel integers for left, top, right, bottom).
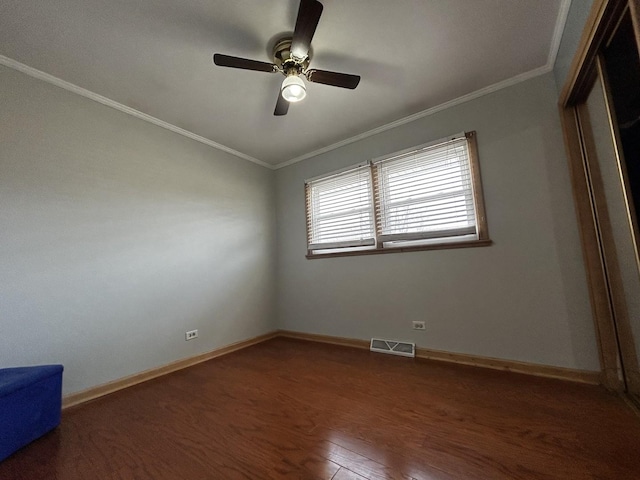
<box><xmin>305</xmin><ymin>131</ymin><xmax>491</xmax><ymax>259</ymax></box>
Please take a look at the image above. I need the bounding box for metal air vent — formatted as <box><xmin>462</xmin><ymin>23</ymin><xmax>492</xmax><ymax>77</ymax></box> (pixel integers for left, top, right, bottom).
<box><xmin>370</xmin><ymin>338</ymin><xmax>415</xmax><ymax>357</ymax></box>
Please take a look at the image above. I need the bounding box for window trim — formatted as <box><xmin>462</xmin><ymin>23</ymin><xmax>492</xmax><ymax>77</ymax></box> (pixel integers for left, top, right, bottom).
<box><xmin>305</xmin><ymin>131</ymin><xmax>491</xmax><ymax>259</ymax></box>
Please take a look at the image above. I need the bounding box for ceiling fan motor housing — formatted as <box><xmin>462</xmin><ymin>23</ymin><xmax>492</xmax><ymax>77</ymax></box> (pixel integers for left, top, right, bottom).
<box><xmin>273</xmin><ymin>37</ymin><xmax>309</xmax><ymax>76</ymax></box>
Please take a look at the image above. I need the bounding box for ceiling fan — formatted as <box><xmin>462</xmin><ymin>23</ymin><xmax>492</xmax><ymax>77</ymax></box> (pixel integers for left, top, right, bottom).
<box><xmin>213</xmin><ymin>0</ymin><xmax>361</xmax><ymax>116</ymax></box>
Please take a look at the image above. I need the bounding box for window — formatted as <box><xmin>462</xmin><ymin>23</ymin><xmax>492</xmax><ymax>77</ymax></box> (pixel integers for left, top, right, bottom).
<box><xmin>305</xmin><ymin>131</ymin><xmax>490</xmax><ymax>257</ymax></box>
<box><xmin>306</xmin><ymin>166</ymin><xmax>375</xmax><ymax>250</ymax></box>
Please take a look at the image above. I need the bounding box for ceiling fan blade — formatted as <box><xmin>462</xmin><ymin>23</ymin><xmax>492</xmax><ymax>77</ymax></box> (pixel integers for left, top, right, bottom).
<box><xmin>291</xmin><ymin>0</ymin><xmax>323</xmax><ymax>59</ymax></box>
<box><xmin>305</xmin><ymin>69</ymin><xmax>361</xmax><ymax>89</ymax></box>
<box><xmin>274</xmin><ymin>92</ymin><xmax>289</xmax><ymax>116</ymax></box>
<box><xmin>213</xmin><ymin>54</ymin><xmax>276</xmax><ymax>73</ymax></box>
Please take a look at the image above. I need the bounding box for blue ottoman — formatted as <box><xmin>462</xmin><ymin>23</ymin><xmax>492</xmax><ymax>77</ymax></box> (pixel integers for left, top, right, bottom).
<box><xmin>0</xmin><ymin>365</ymin><xmax>63</xmax><ymax>462</ymax></box>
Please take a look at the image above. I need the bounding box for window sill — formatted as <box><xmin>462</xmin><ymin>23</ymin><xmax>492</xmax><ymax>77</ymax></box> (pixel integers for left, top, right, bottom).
<box><xmin>305</xmin><ymin>238</ymin><xmax>493</xmax><ymax>259</ymax></box>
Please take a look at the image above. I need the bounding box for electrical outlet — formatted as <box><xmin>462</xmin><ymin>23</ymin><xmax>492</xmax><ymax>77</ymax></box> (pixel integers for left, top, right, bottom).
<box><xmin>185</xmin><ymin>329</ymin><xmax>198</xmax><ymax>341</ymax></box>
<box><xmin>412</xmin><ymin>321</ymin><xmax>426</xmax><ymax>331</ymax></box>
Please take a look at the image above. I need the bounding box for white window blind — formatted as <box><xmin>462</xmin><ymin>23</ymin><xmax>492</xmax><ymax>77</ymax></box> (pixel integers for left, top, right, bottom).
<box><xmin>304</xmin><ymin>132</ymin><xmax>486</xmax><ymax>255</ymax></box>
<box><xmin>306</xmin><ymin>166</ymin><xmax>375</xmax><ymax>249</ymax></box>
<box><xmin>374</xmin><ymin>136</ymin><xmax>477</xmax><ymax>242</ymax></box>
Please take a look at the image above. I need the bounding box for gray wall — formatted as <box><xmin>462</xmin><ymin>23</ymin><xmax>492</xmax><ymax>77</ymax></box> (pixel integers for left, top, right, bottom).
<box><xmin>0</xmin><ymin>65</ymin><xmax>276</xmax><ymax>395</ymax></box>
<box><xmin>554</xmin><ymin>0</ymin><xmax>595</xmax><ymax>90</ymax></box>
<box><xmin>0</xmin><ymin>39</ymin><xmax>603</xmax><ymax>398</ymax></box>
<box><xmin>275</xmin><ymin>72</ymin><xmax>600</xmax><ymax>371</ymax></box>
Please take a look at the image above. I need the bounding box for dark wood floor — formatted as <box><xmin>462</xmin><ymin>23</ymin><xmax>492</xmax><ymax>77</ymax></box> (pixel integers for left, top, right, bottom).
<box><xmin>2</xmin><ymin>338</ymin><xmax>640</xmax><ymax>479</ymax></box>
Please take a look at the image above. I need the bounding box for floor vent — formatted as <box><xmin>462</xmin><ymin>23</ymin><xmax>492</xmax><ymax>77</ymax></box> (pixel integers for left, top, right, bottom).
<box><xmin>370</xmin><ymin>338</ymin><xmax>415</xmax><ymax>358</ymax></box>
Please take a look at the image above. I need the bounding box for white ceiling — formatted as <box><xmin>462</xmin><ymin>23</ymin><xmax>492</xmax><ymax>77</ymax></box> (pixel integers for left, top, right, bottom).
<box><xmin>0</xmin><ymin>0</ymin><xmax>568</xmax><ymax>167</ymax></box>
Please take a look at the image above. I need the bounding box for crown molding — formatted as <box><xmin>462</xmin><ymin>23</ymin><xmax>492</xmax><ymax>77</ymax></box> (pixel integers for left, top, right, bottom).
<box><xmin>0</xmin><ymin>55</ymin><xmax>272</xmax><ymax>169</ymax></box>
<box><xmin>273</xmin><ymin>63</ymin><xmax>553</xmax><ymax>169</ymax></box>
<box><xmin>1</xmin><ymin>0</ymin><xmax>569</xmax><ymax>172</ymax></box>
<box><xmin>273</xmin><ymin>0</ymin><xmax>571</xmax><ymax>170</ymax></box>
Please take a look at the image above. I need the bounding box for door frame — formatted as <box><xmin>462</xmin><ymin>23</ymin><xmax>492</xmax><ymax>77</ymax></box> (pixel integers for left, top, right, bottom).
<box><xmin>558</xmin><ymin>0</ymin><xmax>640</xmax><ymax>399</ymax></box>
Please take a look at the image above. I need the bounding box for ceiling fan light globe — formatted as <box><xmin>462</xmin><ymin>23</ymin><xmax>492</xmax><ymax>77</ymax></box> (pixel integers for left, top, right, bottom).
<box><xmin>281</xmin><ymin>75</ymin><xmax>307</xmax><ymax>103</ymax></box>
